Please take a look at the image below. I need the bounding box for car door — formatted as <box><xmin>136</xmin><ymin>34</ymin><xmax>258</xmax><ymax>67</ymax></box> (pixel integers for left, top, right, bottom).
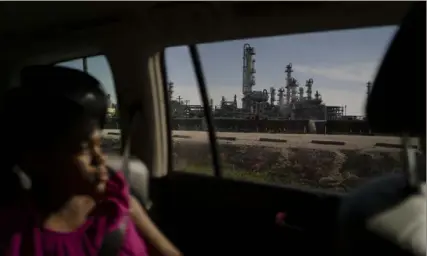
<box><xmin>148</xmin><ymin>24</ymin><xmax>403</xmax><ymax>256</ymax></box>
<box><xmin>152</xmin><ymin>172</ymin><xmax>342</xmax><ymax>256</ymax></box>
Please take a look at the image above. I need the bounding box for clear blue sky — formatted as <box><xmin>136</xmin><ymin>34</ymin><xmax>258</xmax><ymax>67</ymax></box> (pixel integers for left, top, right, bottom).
<box><xmin>58</xmin><ymin>25</ymin><xmax>398</xmax><ymax>116</ymax></box>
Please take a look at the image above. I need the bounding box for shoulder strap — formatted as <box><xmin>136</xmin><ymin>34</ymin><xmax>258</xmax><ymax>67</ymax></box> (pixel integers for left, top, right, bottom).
<box><xmin>99</xmin><ymin>143</ymin><xmax>131</xmax><ymax>256</ymax></box>
<box><xmin>98</xmin><ymin>110</ymin><xmax>138</xmax><ymax>256</ymax></box>
<box><xmin>98</xmin><ymin>138</ymin><xmax>131</xmax><ymax>256</ymax></box>
<box><xmin>121</xmin><ymin>108</ymin><xmax>139</xmax><ymax>182</ymax></box>
<box><xmin>98</xmin><ymin>215</ymin><xmax>129</xmax><ymax>256</ymax></box>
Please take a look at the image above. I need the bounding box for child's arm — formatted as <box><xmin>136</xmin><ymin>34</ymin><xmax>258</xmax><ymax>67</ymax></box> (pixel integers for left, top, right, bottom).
<box><xmin>129</xmin><ymin>195</ymin><xmax>183</xmax><ymax>256</ymax></box>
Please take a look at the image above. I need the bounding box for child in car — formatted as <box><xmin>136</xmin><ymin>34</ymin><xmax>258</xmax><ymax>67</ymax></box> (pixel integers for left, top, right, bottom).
<box><xmin>0</xmin><ymin>66</ymin><xmax>181</xmax><ymax>256</ymax></box>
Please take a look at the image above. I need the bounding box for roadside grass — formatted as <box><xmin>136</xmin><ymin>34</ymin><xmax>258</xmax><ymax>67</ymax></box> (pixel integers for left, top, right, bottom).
<box><xmin>175</xmin><ymin>164</ymin><xmax>306</xmax><ymax>187</ymax></box>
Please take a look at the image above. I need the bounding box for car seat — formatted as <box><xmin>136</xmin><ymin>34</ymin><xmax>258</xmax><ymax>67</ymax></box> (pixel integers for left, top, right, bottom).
<box><xmin>13</xmin><ymin>154</ymin><xmax>152</xmax><ymax>211</ymax></box>
<box><xmin>106</xmin><ymin>155</ymin><xmax>152</xmax><ymax>210</ymax></box>
<box><xmin>337</xmin><ymin>2</ymin><xmax>426</xmax><ymax>256</ymax></box>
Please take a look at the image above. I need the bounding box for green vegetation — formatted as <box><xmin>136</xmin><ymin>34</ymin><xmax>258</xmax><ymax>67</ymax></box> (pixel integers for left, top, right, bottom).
<box><xmin>179</xmin><ymin>164</ymin><xmax>278</xmax><ymax>184</ymax></box>
<box><xmin>172</xmin><ymin>141</ymin><xmax>410</xmax><ymax>192</ymax></box>
<box><xmin>176</xmin><ymin>163</ymin><xmax>340</xmax><ymax>190</ymax></box>
<box><xmin>102</xmin><ymin>137</ymin><xmax>411</xmax><ymax>192</ymax></box>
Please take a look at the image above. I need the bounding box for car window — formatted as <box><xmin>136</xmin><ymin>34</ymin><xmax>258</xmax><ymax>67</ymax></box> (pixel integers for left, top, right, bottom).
<box><xmin>164</xmin><ymin>25</ymin><xmax>420</xmax><ymax>192</ymax></box>
<box><xmin>56</xmin><ymin>56</ymin><xmax>121</xmax><ymax>154</ymax></box>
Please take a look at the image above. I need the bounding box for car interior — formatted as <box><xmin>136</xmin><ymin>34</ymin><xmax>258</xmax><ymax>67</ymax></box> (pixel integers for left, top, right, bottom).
<box><xmin>0</xmin><ymin>2</ymin><xmax>424</xmax><ymax>256</ymax></box>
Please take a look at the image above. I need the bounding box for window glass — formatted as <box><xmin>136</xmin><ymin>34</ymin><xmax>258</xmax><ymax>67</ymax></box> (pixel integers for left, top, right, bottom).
<box><xmin>165</xmin><ymin>48</ymin><xmax>214</xmax><ymax>176</ymax></box>
<box><xmin>56</xmin><ymin>56</ymin><xmax>120</xmax><ymax>154</ymax></box>
<box><xmin>165</xmin><ymin>26</ymin><xmax>416</xmax><ymax>192</ymax></box>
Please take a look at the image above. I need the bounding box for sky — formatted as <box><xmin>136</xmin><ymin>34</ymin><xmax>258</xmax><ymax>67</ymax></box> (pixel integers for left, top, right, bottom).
<box><xmin>58</xmin><ymin>25</ymin><xmax>398</xmax><ymax>116</ymax></box>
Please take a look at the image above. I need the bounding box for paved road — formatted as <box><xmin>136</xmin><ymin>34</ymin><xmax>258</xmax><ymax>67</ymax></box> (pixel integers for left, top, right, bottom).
<box><xmin>174</xmin><ymin>131</ymin><xmax>419</xmax><ymax>150</ymax></box>
<box><xmin>103</xmin><ymin>129</ymin><xmax>418</xmax><ymax>150</ymax></box>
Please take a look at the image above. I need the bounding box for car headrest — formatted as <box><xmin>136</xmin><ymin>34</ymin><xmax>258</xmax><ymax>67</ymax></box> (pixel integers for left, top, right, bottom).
<box><xmin>12</xmin><ymin>156</ymin><xmax>152</xmax><ymax>209</ymax></box>
<box><xmin>106</xmin><ymin>156</ymin><xmax>152</xmax><ymax>209</ymax></box>
<box><xmin>366</xmin><ymin>2</ymin><xmax>426</xmax><ymax>136</ymax></box>
<box><xmin>337</xmin><ymin>173</ymin><xmax>426</xmax><ymax>256</ymax></box>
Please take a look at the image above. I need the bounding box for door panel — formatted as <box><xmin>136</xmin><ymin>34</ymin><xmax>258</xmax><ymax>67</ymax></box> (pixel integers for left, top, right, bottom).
<box><xmin>151</xmin><ymin>173</ymin><xmax>342</xmax><ymax>256</ymax></box>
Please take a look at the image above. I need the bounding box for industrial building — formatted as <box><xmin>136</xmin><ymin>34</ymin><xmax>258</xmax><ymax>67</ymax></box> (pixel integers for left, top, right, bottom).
<box><xmin>168</xmin><ymin>43</ymin><xmax>370</xmax><ymax>121</ymax></box>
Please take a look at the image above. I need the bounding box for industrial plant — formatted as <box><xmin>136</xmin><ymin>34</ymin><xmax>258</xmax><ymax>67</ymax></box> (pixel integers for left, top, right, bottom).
<box><xmin>169</xmin><ymin>43</ymin><xmax>372</xmax><ymax>121</ymax></box>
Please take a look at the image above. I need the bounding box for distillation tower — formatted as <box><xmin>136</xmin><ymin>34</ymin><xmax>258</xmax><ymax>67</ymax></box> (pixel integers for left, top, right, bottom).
<box><xmin>242</xmin><ymin>43</ymin><xmax>256</xmax><ymax>111</ymax></box>
<box><xmin>285</xmin><ymin>63</ymin><xmax>292</xmax><ymax>104</ymax></box>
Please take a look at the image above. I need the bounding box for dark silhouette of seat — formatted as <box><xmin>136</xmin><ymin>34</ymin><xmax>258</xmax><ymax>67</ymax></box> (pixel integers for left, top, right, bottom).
<box><xmin>337</xmin><ymin>3</ymin><xmax>426</xmax><ymax>256</ymax></box>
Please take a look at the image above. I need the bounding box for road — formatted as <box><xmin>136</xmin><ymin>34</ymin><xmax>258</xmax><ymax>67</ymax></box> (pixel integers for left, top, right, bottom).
<box><xmin>103</xmin><ymin>129</ymin><xmax>418</xmax><ymax>150</ymax></box>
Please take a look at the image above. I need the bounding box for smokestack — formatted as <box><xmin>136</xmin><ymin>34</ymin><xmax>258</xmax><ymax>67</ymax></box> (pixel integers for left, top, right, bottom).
<box><xmin>167</xmin><ymin>81</ymin><xmax>174</xmax><ymax>101</ymax></box>
<box><xmin>291</xmin><ymin>78</ymin><xmax>298</xmax><ymax>103</ymax></box>
<box><xmin>270</xmin><ymin>87</ymin><xmax>276</xmax><ymax>106</ymax></box>
<box><xmin>315</xmin><ymin>91</ymin><xmax>321</xmax><ymax>101</ymax></box>
<box><xmin>278</xmin><ymin>88</ymin><xmax>285</xmax><ymax>107</ymax></box>
<box><xmin>299</xmin><ymin>87</ymin><xmax>304</xmax><ymax>101</ymax></box>
<box><xmin>82</xmin><ymin>57</ymin><xmax>88</xmax><ymax>73</ymax></box>
<box><xmin>366</xmin><ymin>81</ymin><xmax>372</xmax><ymax>96</ymax></box>
<box><xmin>305</xmin><ymin>79</ymin><xmax>313</xmax><ymax>100</ymax></box>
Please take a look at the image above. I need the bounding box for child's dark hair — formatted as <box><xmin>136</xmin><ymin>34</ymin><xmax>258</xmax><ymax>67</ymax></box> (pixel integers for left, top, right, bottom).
<box><xmin>0</xmin><ymin>65</ymin><xmax>108</xmax><ymax>203</ymax></box>
<box><xmin>8</xmin><ymin>66</ymin><xmax>107</xmax><ymax>148</ymax></box>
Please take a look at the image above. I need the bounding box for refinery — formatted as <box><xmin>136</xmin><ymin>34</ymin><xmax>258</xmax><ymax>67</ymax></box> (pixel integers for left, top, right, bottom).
<box><xmin>168</xmin><ymin>43</ymin><xmax>372</xmax><ymax>121</ymax></box>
